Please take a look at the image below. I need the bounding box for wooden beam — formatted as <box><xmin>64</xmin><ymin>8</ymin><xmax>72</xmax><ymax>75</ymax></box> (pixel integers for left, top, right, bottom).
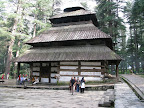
<box><xmin>81</xmin><ymin>69</ymin><xmax>106</xmax><ymax>72</ymax></box>
<box><xmin>49</xmin><ymin>63</ymin><xmax>51</xmax><ymax>83</ymax></box>
<box><xmin>116</xmin><ymin>64</ymin><xmax>119</xmax><ymax>80</ymax></box>
<box><xmin>59</xmin><ymin>69</ymin><xmax>106</xmax><ymax>72</ymax></box>
<box><xmin>39</xmin><ymin>63</ymin><xmax>42</xmax><ymax>82</ymax></box>
<box><xmin>59</xmin><ymin>65</ymin><xmax>78</xmax><ymax>66</ymax></box>
<box><xmin>59</xmin><ymin>64</ymin><xmax>105</xmax><ymax>67</ymax></box>
<box><xmin>81</xmin><ymin>65</ymin><xmax>105</xmax><ymax>67</ymax></box>
<box><xmin>17</xmin><ymin>62</ymin><xmax>20</xmax><ymax>78</ymax></box>
<box><xmin>78</xmin><ymin>61</ymin><xmax>81</xmax><ymax>75</ymax></box>
<box><xmin>60</xmin><ymin>75</ymin><xmax>101</xmax><ymax>77</ymax></box>
<box><xmin>59</xmin><ymin>69</ymin><xmax>78</xmax><ymax>71</ymax></box>
<box><xmin>30</xmin><ymin>63</ymin><xmax>33</xmax><ymax>83</ymax></box>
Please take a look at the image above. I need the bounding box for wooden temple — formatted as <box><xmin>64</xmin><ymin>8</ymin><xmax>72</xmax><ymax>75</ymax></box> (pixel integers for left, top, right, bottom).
<box><xmin>14</xmin><ymin>7</ymin><xmax>121</xmax><ymax>83</ymax></box>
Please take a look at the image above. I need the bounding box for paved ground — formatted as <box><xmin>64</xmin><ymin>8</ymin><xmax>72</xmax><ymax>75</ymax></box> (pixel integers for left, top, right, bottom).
<box><xmin>115</xmin><ymin>83</ymin><xmax>144</xmax><ymax>108</ymax></box>
<box><xmin>0</xmin><ymin>88</ymin><xmax>105</xmax><ymax>108</ymax></box>
<box><xmin>121</xmin><ymin>74</ymin><xmax>144</xmax><ymax>93</ymax></box>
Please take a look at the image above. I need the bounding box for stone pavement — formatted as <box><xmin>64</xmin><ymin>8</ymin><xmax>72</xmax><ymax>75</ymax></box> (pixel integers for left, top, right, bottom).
<box><xmin>121</xmin><ymin>74</ymin><xmax>144</xmax><ymax>94</ymax></box>
<box><xmin>115</xmin><ymin>83</ymin><xmax>144</xmax><ymax>108</ymax></box>
<box><xmin>0</xmin><ymin>88</ymin><xmax>105</xmax><ymax>108</ymax></box>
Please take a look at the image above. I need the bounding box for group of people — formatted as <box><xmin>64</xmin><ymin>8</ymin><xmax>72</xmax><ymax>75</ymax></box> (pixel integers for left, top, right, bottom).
<box><xmin>17</xmin><ymin>74</ymin><xmax>28</xmax><ymax>85</ymax></box>
<box><xmin>1</xmin><ymin>73</ymin><xmax>9</xmax><ymax>79</ymax></box>
<box><xmin>70</xmin><ymin>77</ymin><xmax>85</xmax><ymax>95</ymax></box>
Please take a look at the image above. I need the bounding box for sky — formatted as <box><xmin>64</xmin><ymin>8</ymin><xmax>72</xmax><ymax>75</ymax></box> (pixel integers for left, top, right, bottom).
<box><xmin>59</xmin><ymin>0</ymin><xmax>132</xmax><ymax>12</ymax></box>
<box><xmin>60</xmin><ymin>0</ymin><xmax>96</xmax><ymax>12</ymax></box>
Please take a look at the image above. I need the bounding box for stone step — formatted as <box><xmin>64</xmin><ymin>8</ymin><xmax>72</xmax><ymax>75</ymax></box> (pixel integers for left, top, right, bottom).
<box><xmin>98</xmin><ymin>89</ymin><xmax>114</xmax><ymax>107</ymax></box>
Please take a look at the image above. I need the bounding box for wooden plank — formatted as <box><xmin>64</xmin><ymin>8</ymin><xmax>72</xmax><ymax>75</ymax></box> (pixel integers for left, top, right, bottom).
<box><xmin>51</xmin><ymin>67</ymin><xmax>58</xmax><ymax>72</ymax></box>
<box><xmin>51</xmin><ymin>62</ymin><xmax>59</xmax><ymax>66</ymax></box>
<box><xmin>81</xmin><ymin>65</ymin><xmax>104</xmax><ymax>67</ymax></box>
<box><xmin>17</xmin><ymin>62</ymin><xmax>20</xmax><ymax>77</ymax></box>
<box><xmin>33</xmin><ymin>67</ymin><xmax>40</xmax><ymax>71</ymax></box>
<box><xmin>33</xmin><ymin>63</ymin><xmax>40</xmax><ymax>67</ymax></box>
<box><xmin>60</xmin><ymin>66</ymin><xmax>78</xmax><ymax>69</ymax></box>
<box><xmin>59</xmin><ymin>65</ymin><xmax>105</xmax><ymax>67</ymax></box>
<box><xmin>60</xmin><ymin>75</ymin><xmax>101</xmax><ymax>77</ymax></box>
<box><xmin>78</xmin><ymin>61</ymin><xmax>81</xmax><ymax>75</ymax></box>
<box><xmin>58</xmin><ymin>62</ymin><xmax>60</xmax><ymax>74</ymax></box>
<box><xmin>81</xmin><ymin>66</ymin><xmax>101</xmax><ymax>69</ymax></box>
<box><xmin>60</xmin><ymin>71</ymin><xmax>78</xmax><ymax>75</ymax></box>
<box><xmin>81</xmin><ymin>62</ymin><xmax>101</xmax><ymax>65</ymax></box>
<box><xmin>51</xmin><ymin>77</ymin><xmax>56</xmax><ymax>79</ymax></box>
<box><xmin>59</xmin><ymin>69</ymin><xmax>78</xmax><ymax>71</ymax></box>
<box><xmin>49</xmin><ymin>63</ymin><xmax>51</xmax><ymax>83</ymax></box>
<box><xmin>39</xmin><ymin>63</ymin><xmax>42</xmax><ymax>82</ymax></box>
<box><xmin>60</xmin><ymin>69</ymin><xmax>106</xmax><ymax>72</ymax></box>
<box><xmin>60</xmin><ymin>64</ymin><xmax>79</xmax><ymax>66</ymax></box>
<box><xmin>81</xmin><ymin>72</ymin><xmax>101</xmax><ymax>76</ymax></box>
<box><xmin>80</xmin><ymin>65</ymin><xmax>104</xmax><ymax>67</ymax></box>
<box><xmin>60</xmin><ymin>62</ymin><xmax>78</xmax><ymax>65</ymax></box>
<box><xmin>51</xmin><ymin>71</ymin><xmax>58</xmax><ymax>73</ymax></box>
<box><xmin>116</xmin><ymin>64</ymin><xmax>119</xmax><ymax>80</ymax></box>
<box><xmin>81</xmin><ymin>69</ymin><xmax>105</xmax><ymax>72</ymax></box>
<box><xmin>30</xmin><ymin>63</ymin><xmax>33</xmax><ymax>82</ymax></box>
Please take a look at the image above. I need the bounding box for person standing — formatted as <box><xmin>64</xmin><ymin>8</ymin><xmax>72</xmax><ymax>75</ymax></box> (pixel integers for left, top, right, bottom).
<box><xmin>7</xmin><ymin>73</ymin><xmax>9</xmax><ymax>79</ymax></box>
<box><xmin>74</xmin><ymin>77</ymin><xmax>76</xmax><ymax>91</ymax></box>
<box><xmin>70</xmin><ymin>77</ymin><xmax>75</xmax><ymax>95</ymax></box>
<box><xmin>80</xmin><ymin>77</ymin><xmax>85</xmax><ymax>93</ymax></box>
<box><xmin>1</xmin><ymin>74</ymin><xmax>4</xmax><ymax>80</ymax></box>
<box><xmin>18</xmin><ymin>74</ymin><xmax>21</xmax><ymax>85</ymax></box>
<box><xmin>76</xmin><ymin>77</ymin><xmax>80</xmax><ymax>92</ymax></box>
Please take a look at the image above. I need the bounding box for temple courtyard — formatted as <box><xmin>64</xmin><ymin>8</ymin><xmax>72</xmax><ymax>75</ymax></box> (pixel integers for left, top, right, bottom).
<box><xmin>0</xmin><ymin>75</ymin><xmax>144</xmax><ymax>108</ymax></box>
<box><xmin>0</xmin><ymin>88</ymin><xmax>105</xmax><ymax>108</ymax></box>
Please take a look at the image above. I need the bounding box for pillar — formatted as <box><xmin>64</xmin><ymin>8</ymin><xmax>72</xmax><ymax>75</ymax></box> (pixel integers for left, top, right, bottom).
<box><xmin>30</xmin><ymin>63</ymin><xmax>33</xmax><ymax>83</ymax></box>
<box><xmin>78</xmin><ymin>61</ymin><xmax>81</xmax><ymax>75</ymax></box>
<box><xmin>116</xmin><ymin>64</ymin><xmax>119</xmax><ymax>80</ymax></box>
<box><xmin>17</xmin><ymin>62</ymin><xmax>20</xmax><ymax>78</ymax></box>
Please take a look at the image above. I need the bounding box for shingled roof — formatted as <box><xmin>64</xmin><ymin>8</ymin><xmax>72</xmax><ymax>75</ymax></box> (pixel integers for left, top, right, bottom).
<box><xmin>26</xmin><ymin>22</ymin><xmax>111</xmax><ymax>44</ymax></box>
<box><xmin>50</xmin><ymin>9</ymin><xmax>93</xmax><ymax>19</ymax></box>
<box><xmin>14</xmin><ymin>45</ymin><xmax>121</xmax><ymax>63</ymax></box>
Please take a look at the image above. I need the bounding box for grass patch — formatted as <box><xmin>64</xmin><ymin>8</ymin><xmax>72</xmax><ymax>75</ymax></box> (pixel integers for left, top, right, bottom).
<box><xmin>57</xmin><ymin>82</ymin><xmax>69</xmax><ymax>86</ymax></box>
<box><xmin>140</xmin><ymin>75</ymin><xmax>144</xmax><ymax>78</ymax></box>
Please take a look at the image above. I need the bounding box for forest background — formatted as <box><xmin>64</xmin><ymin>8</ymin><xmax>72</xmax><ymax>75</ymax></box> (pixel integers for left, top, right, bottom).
<box><xmin>0</xmin><ymin>0</ymin><xmax>143</xmax><ymax>79</ymax></box>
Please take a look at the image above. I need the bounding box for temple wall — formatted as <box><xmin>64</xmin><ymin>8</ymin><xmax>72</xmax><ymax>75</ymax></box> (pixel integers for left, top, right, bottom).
<box><xmin>59</xmin><ymin>61</ymin><xmax>103</xmax><ymax>82</ymax></box>
<box><xmin>30</xmin><ymin>61</ymin><xmax>105</xmax><ymax>83</ymax></box>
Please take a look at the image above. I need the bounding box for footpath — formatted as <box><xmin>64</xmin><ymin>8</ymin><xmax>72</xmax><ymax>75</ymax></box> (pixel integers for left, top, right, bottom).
<box><xmin>121</xmin><ymin>74</ymin><xmax>144</xmax><ymax>100</ymax></box>
<box><xmin>121</xmin><ymin>74</ymin><xmax>144</xmax><ymax>94</ymax></box>
<box><xmin>115</xmin><ymin>82</ymin><xmax>144</xmax><ymax>108</ymax></box>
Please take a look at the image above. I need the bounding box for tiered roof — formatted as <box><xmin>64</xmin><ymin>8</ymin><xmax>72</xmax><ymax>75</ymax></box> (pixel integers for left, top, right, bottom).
<box><xmin>26</xmin><ymin>22</ymin><xmax>111</xmax><ymax>44</ymax></box>
<box><xmin>15</xmin><ymin>7</ymin><xmax>121</xmax><ymax>64</ymax></box>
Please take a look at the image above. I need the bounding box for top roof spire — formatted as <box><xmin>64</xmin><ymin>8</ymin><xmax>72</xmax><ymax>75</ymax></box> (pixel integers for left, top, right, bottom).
<box><xmin>64</xmin><ymin>7</ymin><xmax>85</xmax><ymax>12</ymax></box>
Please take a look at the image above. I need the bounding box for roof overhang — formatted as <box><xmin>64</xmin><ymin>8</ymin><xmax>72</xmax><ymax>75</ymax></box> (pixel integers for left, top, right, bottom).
<box><xmin>14</xmin><ymin>45</ymin><xmax>122</xmax><ymax>65</ymax></box>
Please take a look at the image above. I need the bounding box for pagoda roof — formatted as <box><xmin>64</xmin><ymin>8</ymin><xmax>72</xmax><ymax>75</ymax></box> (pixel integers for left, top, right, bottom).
<box><xmin>14</xmin><ymin>45</ymin><xmax>121</xmax><ymax>64</ymax></box>
<box><xmin>26</xmin><ymin>22</ymin><xmax>111</xmax><ymax>44</ymax></box>
<box><xmin>50</xmin><ymin>9</ymin><xmax>93</xmax><ymax>19</ymax></box>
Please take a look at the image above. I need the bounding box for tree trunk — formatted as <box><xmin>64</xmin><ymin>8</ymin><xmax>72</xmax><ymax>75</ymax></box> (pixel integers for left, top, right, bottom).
<box><xmin>4</xmin><ymin>0</ymin><xmax>20</xmax><ymax>78</ymax></box>
<box><xmin>14</xmin><ymin>40</ymin><xmax>20</xmax><ymax>79</ymax></box>
<box><xmin>134</xmin><ymin>21</ymin><xmax>139</xmax><ymax>73</ymax></box>
<box><xmin>5</xmin><ymin>40</ymin><xmax>14</xmax><ymax>78</ymax></box>
<box><xmin>33</xmin><ymin>23</ymin><xmax>37</xmax><ymax>37</ymax></box>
